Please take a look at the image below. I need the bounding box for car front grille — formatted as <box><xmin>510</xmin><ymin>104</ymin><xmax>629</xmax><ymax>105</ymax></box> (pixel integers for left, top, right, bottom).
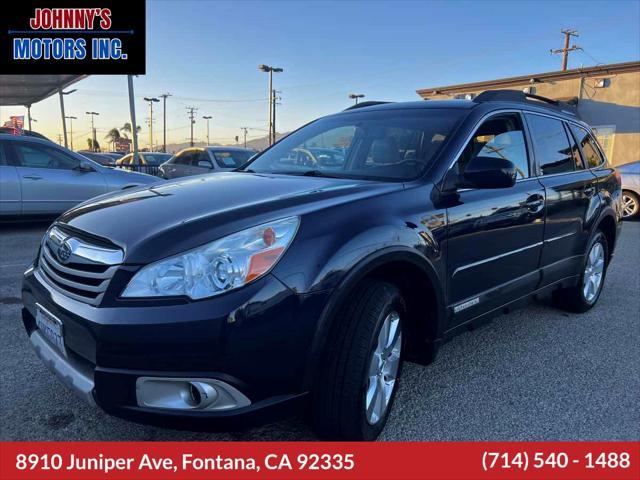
<box><xmin>36</xmin><ymin>226</ymin><xmax>123</xmax><ymax>306</ymax></box>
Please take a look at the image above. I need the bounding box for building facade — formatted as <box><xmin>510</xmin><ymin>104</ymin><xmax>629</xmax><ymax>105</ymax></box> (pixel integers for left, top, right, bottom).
<box><xmin>416</xmin><ymin>61</ymin><xmax>640</xmax><ymax>167</ymax></box>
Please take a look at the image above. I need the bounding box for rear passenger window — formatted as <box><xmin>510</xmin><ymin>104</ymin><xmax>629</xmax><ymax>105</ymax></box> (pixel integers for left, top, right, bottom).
<box><xmin>526</xmin><ymin>114</ymin><xmax>574</xmax><ymax>175</ymax></box>
<box><xmin>569</xmin><ymin>124</ymin><xmax>605</xmax><ymax>168</ymax></box>
<box><xmin>565</xmin><ymin>124</ymin><xmax>585</xmax><ymax>170</ymax></box>
<box><xmin>458</xmin><ymin>113</ymin><xmax>530</xmax><ymax>180</ymax></box>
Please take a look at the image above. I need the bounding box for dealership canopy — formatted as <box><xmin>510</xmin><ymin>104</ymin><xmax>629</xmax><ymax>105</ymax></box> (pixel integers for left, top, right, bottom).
<box><xmin>0</xmin><ymin>74</ymin><xmax>86</xmax><ymax>106</ymax></box>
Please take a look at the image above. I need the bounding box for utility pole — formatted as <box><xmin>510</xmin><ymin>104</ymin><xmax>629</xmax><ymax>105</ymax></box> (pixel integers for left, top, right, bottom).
<box><xmin>85</xmin><ymin>111</ymin><xmax>100</xmax><ymax>151</ymax></box>
<box><xmin>272</xmin><ymin>90</ymin><xmax>281</xmax><ymax>144</ymax></box>
<box><xmin>240</xmin><ymin>127</ymin><xmax>249</xmax><ymax>148</ymax></box>
<box><xmin>202</xmin><ymin>116</ymin><xmax>212</xmax><ymax>145</ymax></box>
<box><xmin>65</xmin><ymin>115</ymin><xmax>77</xmax><ymax>150</ymax></box>
<box><xmin>550</xmin><ymin>29</ymin><xmax>581</xmax><ymax>71</ymax></box>
<box><xmin>57</xmin><ymin>134</ymin><xmax>63</xmax><ymax>146</ymax></box>
<box><xmin>143</xmin><ymin>97</ymin><xmax>159</xmax><ymax>151</ymax></box>
<box><xmin>259</xmin><ymin>64</ymin><xmax>283</xmax><ymax>146</ymax></box>
<box><xmin>186</xmin><ymin>106</ymin><xmax>198</xmax><ymax>147</ymax></box>
<box><xmin>349</xmin><ymin>93</ymin><xmax>365</xmax><ymax>105</ymax></box>
<box><xmin>159</xmin><ymin>93</ymin><xmax>171</xmax><ymax>152</ymax></box>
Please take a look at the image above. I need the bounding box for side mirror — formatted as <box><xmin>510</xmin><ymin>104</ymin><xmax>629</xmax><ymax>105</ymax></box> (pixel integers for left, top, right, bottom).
<box><xmin>75</xmin><ymin>160</ymin><xmax>95</xmax><ymax>172</ymax></box>
<box><xmin>197</xmin><ymin>161</ymin><xmax>213</xmax><ymax>169</ymax></box>
<box><xmin>462</xmin><ymin>156</ymin><xmax>516</xmax><ymax>189</ymax></box>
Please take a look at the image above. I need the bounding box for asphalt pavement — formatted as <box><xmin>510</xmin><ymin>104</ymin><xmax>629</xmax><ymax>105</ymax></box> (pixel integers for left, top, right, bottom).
<box><xmin>1</xmin><ymin>220</ymin><xmax>638</xmax><ymax>441</ymax></box>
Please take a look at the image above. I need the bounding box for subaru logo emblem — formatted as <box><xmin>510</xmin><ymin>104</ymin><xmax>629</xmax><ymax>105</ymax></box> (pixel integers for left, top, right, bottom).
<box><xmin>57</xmin><ymin>240</ymin><xmax>72</xmax><ymax>264</ymax></box>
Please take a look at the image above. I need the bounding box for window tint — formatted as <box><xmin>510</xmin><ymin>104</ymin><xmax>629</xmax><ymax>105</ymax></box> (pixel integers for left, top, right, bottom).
<box><xmin>569</xmin><ymin>125</ymin><xmax>605</xmax><ymax>168</ymax></box>
<box><xmin>565</xmin><ymin>123</ymin><xmax>585</xmax><ymax>170</ymax></box>
<box><xmin>211</xmin><ymin>150</ymin><xmax>254</xmax><ymax>168</ymax></box>
<box><xmin>0</xmin><ymin>142</ymin><xmax>6</xmax><ymax>166</ymax></box>
<box><xmin>526</xmin><ymin>114</ymin><xmax>574</xmax><ymax>175</ymax></box>
<box><xmin>14</xmin><ymin>143</ymin><xmax>79</xmax><ymax>170</ymax></box>
<box><xmin>193</xmin><ymin>151</ymin><xmax>213</xmax><ymax>167</ymax></box>
<box><xmin>173</xmin><ymin>152</ymin><xmax>192</xmax><ymax>165</ymax></box>
<box><xmin>458</xmin><ymin>113</ymin><xmax>529</xmax><ymax>180</ymax></box>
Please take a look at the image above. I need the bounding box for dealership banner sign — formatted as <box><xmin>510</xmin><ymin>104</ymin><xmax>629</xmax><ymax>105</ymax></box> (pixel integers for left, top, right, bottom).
<box><xmin>0</xmin><ymin>0</ymin><xmax>145</xmax><ymax>74</ymax></box>
<box><xmin>0</xmin><ymin>442</ymin><xmax>638</xmax><ymax>479</ymax></box>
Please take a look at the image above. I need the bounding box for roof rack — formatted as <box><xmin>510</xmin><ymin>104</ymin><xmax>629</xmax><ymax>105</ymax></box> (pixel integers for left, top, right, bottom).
<box><xmin>344</xmin><ymin>101</ymin><xmax>392</xmax><ymax>111</ymax></box>
<box><xmin>472</xmin><ymin>89</ymin><xmax>574</xmax><ymax>115</ymax></box>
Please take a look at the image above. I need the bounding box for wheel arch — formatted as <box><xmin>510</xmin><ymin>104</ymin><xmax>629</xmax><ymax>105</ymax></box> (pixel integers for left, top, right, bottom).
<box><xmin>302</xmin><ymin>247</ymin><xmax>446</xmax><ymax>391</ymax></box>
<box><xmin>595</xmin><ymin>212</ymin><xmax>618</xmax><ymax>260</ymax></box>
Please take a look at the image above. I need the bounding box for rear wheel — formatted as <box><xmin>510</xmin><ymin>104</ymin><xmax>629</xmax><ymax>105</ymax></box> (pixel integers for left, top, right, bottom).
<box><xmin>311</xmin><ymin>279</ymin><xmax>405</xmax><ymax>440</ymax></box>
<box><xmin>554</xmin><ymin>231</ymin><xmax>608</xmax><ymax>313</ymax></box>
<box><xmin>621</xmin><ymin>190</ymin><xmax>639</xmax><ymax>219</ymax></box>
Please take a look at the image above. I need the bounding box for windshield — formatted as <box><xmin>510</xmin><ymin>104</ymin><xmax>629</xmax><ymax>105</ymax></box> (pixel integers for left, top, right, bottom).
<box><xmin>243</xmin><ymin>108</ymin><xmax>464</xmax><ymax>181</ymax></box>
<box><xmin>212</xmin><ymin>150</ymin><xmax>254</xmax><ymax>168</ymax></box>
<box><xmin>143</xmin><ymin>153</ymin><xmax>172</xmax><ymax>165</ymax></box>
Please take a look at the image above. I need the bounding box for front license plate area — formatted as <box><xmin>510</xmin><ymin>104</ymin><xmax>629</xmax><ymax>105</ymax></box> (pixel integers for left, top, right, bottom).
<box><xmin>35</xmin><ymin>304</ymin><xmax>65</xmax><ymax>353</ymax></box>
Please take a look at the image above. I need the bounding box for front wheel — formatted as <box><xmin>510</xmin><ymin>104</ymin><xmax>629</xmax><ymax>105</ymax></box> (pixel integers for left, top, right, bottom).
<box><xmin>311</xmin><ymin>279</ymin><xmax>405</xmax><ymax>440</ymax></box>
<box><xmin>554</xmin><ymin>231</ymin><xmax>608</xmax><ymax>313</ymax></box>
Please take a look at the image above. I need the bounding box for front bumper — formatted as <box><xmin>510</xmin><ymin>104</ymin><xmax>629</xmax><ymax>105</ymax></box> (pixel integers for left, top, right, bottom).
<box><xmin>22</xmin><ymin>266</ymin><xmax>330</xmax><ymax>428</ymax></box>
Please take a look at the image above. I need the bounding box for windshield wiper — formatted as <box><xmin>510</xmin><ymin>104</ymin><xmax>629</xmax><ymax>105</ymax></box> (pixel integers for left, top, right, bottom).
<box><xmin>299</xmin><ymin>170</ymin><xmax>341</xmax><ymax>178</ymax></box>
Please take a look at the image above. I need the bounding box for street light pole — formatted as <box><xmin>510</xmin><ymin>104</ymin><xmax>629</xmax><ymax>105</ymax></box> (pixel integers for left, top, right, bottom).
<box><xmin>127</xmin><ymin>75</ymin><xmax>139</xmax><ymax>160</ymax></box>
<box><xmin>349</xmin><ymin>93</ymin><xmax>365</xmax><ymax>105</ymax></box>
<box><xmin>159</xmin><ymin>93</ymin><xmax>171</xmax><ymax>152</ymax></box>
<box><xmin>143</xmin><ymin>97</ymin><xmax>160</xmax><ymax>151</ymax></box>
<box><xmin>202</xmin><ymin>116</ymin><xmax>212</xmax><ymax>145</ymax></box>
<box><xmin>65</xmin><ymin>115</ymin><xmax>77</xmax><ymax>150</ymax></box>
<box><xmin>58</xmin><ymin>89</ymin><xmax>77</xmax><ymax>148</ymax></box>
<box><xmin>85</xmin><ymin>111</ymin><xmax>100</xmax><ymax>151</ymax></box>
<box><xmin>259</xmin><ymin>64</ymin><xmax>283</xmax><ymax>146</ymax></box>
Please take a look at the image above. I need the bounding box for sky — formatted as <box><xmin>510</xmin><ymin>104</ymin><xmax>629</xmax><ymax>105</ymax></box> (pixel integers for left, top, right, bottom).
<box><xmin>1</xmin><ymin>0</ymin><xmax>639</xmax><ymax>150</ymax></box>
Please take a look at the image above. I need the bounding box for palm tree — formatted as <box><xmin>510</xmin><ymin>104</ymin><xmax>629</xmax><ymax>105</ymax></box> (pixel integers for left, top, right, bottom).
<box><xmin>120</xmin><ymin>123</ymin><xmax>141</xmax><ymax>139</ymax></box>
<box><xmin>104</xmin><ymin>128</ymin><xmax>121</xmax><ymax>151</ymax></box>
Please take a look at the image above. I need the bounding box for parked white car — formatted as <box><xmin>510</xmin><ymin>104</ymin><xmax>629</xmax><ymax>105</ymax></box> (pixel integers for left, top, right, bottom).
<box><xmin>0</xmin><ymin>134</ymin><xmax>160</xmax><ymax>217</ymax></box>
<box><xmin>158</xmin><ymin>146</ymin><xmax>254</xmax><ymax>179</ymax></box>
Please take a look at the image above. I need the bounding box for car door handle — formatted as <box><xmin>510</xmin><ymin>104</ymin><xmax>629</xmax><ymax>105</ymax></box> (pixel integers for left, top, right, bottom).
<box><xmin>23</xmin><ymin>175</ymin><xmax>43</xmax><ymax>180</ymax></box>
<box><xmin>583</xmin><ymin>185</ymin><xmax>597</xmax><ymax>197</ymax></box>
<box><xmin>525</xmin><ymin>194</ymin><xmax>545</xmax><ymax>213</ymax></box>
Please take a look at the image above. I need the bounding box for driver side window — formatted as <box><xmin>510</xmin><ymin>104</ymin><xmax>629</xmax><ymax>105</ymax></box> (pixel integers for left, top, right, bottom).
<box><xmin>458</xmin><ymin>114</ymin><xmax>529</xmax><ymax>180</ymax></box>
<box><xmin>14</xmin><ymin>143</ymin><xmax>79</xmax><ymax>170</ymax></box>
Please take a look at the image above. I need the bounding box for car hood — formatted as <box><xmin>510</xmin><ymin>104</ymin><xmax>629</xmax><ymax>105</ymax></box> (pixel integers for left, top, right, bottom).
<box><xmin>58</xmin><ymin>172</ymin><xmax>401</xmax><ymax>263</ymax></box>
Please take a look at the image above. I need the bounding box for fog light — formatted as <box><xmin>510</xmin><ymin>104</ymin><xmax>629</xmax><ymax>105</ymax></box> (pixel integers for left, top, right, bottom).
<box><xmin>135</xmin><ymin>377</ymin><xmax>251</xmax><ymax>411</ymax></box>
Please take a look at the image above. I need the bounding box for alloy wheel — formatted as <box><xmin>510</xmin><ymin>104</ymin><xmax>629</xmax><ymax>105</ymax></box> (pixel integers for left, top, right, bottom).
<box><xmin>621</xmin><ymin>193</ymin><xmax>638</xmax><ymax>218</ymax></box>
<box><xmin>583</xmin><ymin>242</ymin><xmax>605</xmax><ymax>303</ymax></box>
<box><xmin>365</xmin><ymin>311</ymin><xmax>402</xmax><ymax>425</ymax></box>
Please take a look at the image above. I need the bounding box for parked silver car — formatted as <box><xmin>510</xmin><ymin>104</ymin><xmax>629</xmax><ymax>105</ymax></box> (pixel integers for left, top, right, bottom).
<box><xmin>0</xmin><ymin>134</ymin><xmax>159</xmax><ymax>217</ymax></box>
<box><xmin>619</xmin><ymin>160</ymin><xmax>640</xmax><ymax>219</ymax></box>
<box><xmin>158</xmin><ymin>146</ymin><xmax>254</xmax><ymax>179</ymax></box>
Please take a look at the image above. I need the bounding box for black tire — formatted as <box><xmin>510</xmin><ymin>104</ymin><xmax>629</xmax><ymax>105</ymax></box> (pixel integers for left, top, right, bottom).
<box><xmin>311</xmin><ymin>279</ymin><xmax>405</xmax><ymax>440</ymax></box>
<box><xmin>621</xmin><ymin>190</ymin><xmax>640</xmax><ymax>220</ymax></box>
<box><xmin>554</xmin><ymin>230</ymin><xmax>609</xmax><ymax>313</ymax></box>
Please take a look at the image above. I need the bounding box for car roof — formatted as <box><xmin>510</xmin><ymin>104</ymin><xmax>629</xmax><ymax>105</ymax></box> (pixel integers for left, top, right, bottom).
<box><xmin>331</xmin><ymin>98</ymin><xmax>587</xmax><ymax>128</ymax></box>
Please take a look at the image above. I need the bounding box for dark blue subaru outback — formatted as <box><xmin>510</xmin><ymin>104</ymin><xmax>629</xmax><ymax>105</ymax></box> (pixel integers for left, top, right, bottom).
<box><xmin>22</xmin><ymin>91</ymin><xmax>621</xmax><ymax>440</ymax></box>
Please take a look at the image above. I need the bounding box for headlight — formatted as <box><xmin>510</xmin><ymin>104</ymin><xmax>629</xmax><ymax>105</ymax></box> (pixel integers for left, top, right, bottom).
<box><xmin>121</xmin><ymin>216</ymin><xmax>299</xmax><ymax>299</ymax></box>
